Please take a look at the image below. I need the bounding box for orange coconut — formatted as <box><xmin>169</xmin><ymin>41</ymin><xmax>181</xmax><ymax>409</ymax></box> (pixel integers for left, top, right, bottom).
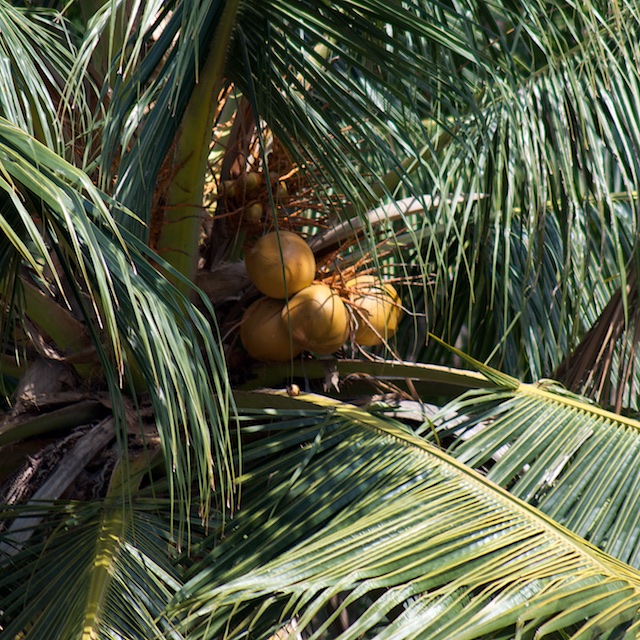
<box><xmin>241</xmin><ymin>297</ymin><xmax>302</xmax><ymax>361</ymax></box>
<box><xmin>245</xmin><ymin>230</ymin><xmax>316</xmax><ymax>299</ymax></box>
<box><xmin>347</xmin><ymin>275</ymin><xmax>402</xmax><ymax>346</ymax></box>
<box><xmin>282</xmin><ymin>284</ymin><xmax>349</xmax><ymax>354</ymax></box>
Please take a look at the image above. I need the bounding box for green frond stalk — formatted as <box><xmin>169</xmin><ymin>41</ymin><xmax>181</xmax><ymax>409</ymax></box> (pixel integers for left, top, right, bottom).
<box><xmin>0</xmin><ymin>496</ymin><xmax>188</xmax><ymax>639</ymax></box>
<box><xmin>157</xmin><ymin>0</ymin><xmax>242</xmax><ymax>289</ymax></box>
<box><xmin>82</xmin><ymin>450</ymin><xmax>165</xmax><ymax>640</ymax></box>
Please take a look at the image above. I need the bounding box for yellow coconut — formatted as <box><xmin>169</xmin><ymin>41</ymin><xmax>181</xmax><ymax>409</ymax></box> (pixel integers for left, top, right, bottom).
<box><xmin>245</xmin><ymin>230</ymin><xmax>316</xmax><ymax>299</ymax></box>
<box><xmin>241</xmin><ymin>297</ymin><xmax>302</xmax><ymax>362</ymax></box>
<box><xmin>282</xmin><ymin>284</ymin><xmax>349</xmax><ymax>354</ymax></box>
<box><xmin>347</xmin><ymin>275</ymin><xmax>402</xmax><ymax>346</ymax></box>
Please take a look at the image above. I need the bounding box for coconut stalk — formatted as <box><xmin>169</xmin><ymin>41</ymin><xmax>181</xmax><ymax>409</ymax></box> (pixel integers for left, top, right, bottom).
<box><xmin>156</xmin><ymin>0</ymin><xmax>242</xmax><ymax>292</ymax></box>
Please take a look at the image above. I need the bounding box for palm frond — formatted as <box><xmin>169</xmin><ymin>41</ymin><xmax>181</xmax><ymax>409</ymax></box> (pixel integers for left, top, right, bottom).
<box><xmin>173</xmin><ymin>393</ymin><xmax>640</xmax><ymax>639</ymax></box>
<box><xmin>0</xmin><ymin>497</ymin><xmax>188</xmax><ymax>639</ymax></box>
<box><xmin>426</xmin><ymin>371</ymin><xmax>640</xmax><ymax>570</ymax></box>
<box><xmin>59</xmin><ymin>0</ymin><xmax>640</xmax><ymax>389</ymax></box>
<box><xmin>231</xmin><ymin>0</ymin><xmax>482</xmax><ymax>214</ymax></box>
<box><xmin>0</xmin><ymin>2</ymin><xmax>86</xmax><ymax>158</ymax></box>
<box><xmin>221</xmin><ymin>0</ymin><xmax>640</xmax><ymax>390</ymax></box>
<box><xmin>0</xmin><ymin>120</ymin><xmax>235</xmax><ymax>521</ymax></box>
<box><xmin>427</xmin><ymin>0</ymin><xmax>640</xmax><ymax>379</ymax></box>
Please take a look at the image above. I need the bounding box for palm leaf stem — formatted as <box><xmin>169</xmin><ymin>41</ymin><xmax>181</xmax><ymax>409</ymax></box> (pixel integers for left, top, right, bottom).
<box><xmin>239</xmin><ymin>359</ymin><xmax>496</xmax><ymax>398</ymax></box>
<box><xmin>308</xmin><ymin>195</ymin><xmax>442</xmax><ymax>254</ymax></box>
<box><xmin>0</xmin><ymin>400</ymin><xmax>107</xmax><ymax>447</ymax></box>
<box><xmin>15</xmin><ymin>278</ymin><xmax>98</xmax><ymax>376</ymax></box>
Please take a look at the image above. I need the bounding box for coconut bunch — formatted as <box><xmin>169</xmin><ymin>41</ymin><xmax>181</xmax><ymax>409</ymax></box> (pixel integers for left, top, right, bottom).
<box><xmin>241</xmin><ymin>230</ymin><xmax>402</xmax><ymax>361</ymax></box>
<box><xmin>220</xmin><ymin>171</ymin><xmax>290</xmax><ymax>228</ymax></box>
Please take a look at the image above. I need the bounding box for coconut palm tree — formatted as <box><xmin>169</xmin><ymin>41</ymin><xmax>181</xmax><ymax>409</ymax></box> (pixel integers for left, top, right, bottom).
<box><xmin>3</xmin><ymin>0</ymin><xmax>640</xmax><ymax>638</ymax></box>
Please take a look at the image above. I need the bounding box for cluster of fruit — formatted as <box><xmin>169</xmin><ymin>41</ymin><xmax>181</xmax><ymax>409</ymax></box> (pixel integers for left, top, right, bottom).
<box><xmin>221</xmin><ymin>171</ymin><xmax>288</xmax><ymax>227</ymax></box>
<box><xmin>241</xmin><ymin>231</ymin><xmax>401</xmax><ymax>362</ymax></box>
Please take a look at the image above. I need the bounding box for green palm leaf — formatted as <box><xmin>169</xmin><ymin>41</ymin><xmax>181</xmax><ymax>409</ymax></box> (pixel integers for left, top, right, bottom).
<box><xmin>73</xmin><ymin>0</ymin><xmax>233</xmax><ymax>230</ymax></box>
<box><xmin>0</xmin><ymin>2</ymin><xmax>86</xmax><ymax>157</ymax></box>
<box><xmin>0</xmin><ymin>497</ymin><xmax>187</xmax><ymax>639</ymax></box>
<box><xmin>0</xmin><ymin>120</ymin><xmax>235</xmax><ymax>520</ymax></box>
<box><xmin>426</xmin><ymin>370</ymin><xmax>640</xmax><ymax>571</ymax></box>
<box><xmin>5</xmin><ymin>3</ymin><xmax>640</xmax><ymax>638</ymax></box>
<box><xmin>173</xmin><ymin>393</ymin><xmax>640</xmax><ymax>639</ymax></box>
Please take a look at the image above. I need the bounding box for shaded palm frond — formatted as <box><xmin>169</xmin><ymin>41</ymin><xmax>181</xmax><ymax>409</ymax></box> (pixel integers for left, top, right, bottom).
<box><xmin>231</xmin><ymin>0</ymin><xmax>485</xmax><ymax>219</ymax></box>
<box><xmin>407</xmin><ymin>196</ymin><xmax>635</xmax><ymax>382</ymax></box>
<box><xmin>222</xmin><ymin>0</ymin><xmax>640</xmax><ymax>390</ymax></box>
<box><xmin>72</xmin><ymin>0</ymin><xmax>492</xmax><ymax>233</ymax></box>
<box><xmin>173</xmin><ymin>392</ymin><xmax>640</xmax><ymax>639</ymax></box>
<box><xmin>0</xmin><ymin>120</ymin><xmax>235</xmax><ymax>522</ymax></box>
<box><xmin>491</xmin><ymin>199</ymin><xmax>635</xmax><ymax>384</ymax></box>
<box><xmin>0</xmin><ymin>497</ymin><xmax>190</xmax><ymax>639</ymax></box>
<box><xmin>453</xmin><ymin>2</ymin><xmax>640</xmax><ymax>375</ymax></box>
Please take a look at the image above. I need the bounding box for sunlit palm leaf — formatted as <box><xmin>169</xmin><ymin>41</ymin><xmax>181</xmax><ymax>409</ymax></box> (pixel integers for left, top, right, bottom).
<box><xmin>425</xmin><ymin>371</ymin><xmax>640</xmax><ymax>570</ymax></box>
<box><xmin>0</xmin><ymin>2</ymin><xmax>87</xmax><ymax>158</ymax></box>
<box><xmin>173</xmin><ymin>393</ymin><xmax>640</xmax><ymax>639</ymax></box>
